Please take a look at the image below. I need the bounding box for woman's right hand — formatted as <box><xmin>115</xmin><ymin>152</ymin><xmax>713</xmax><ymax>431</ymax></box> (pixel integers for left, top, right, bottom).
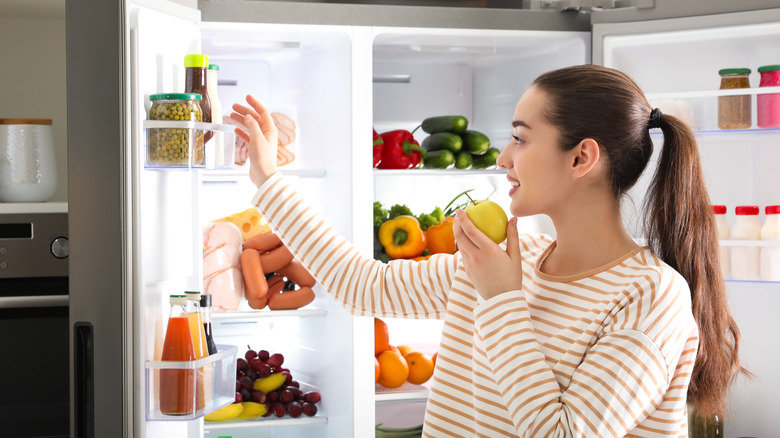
<box><xmin>230</xmin><ymin>95</ymin><xmax>279</xmax><ymax>188</ymax></box>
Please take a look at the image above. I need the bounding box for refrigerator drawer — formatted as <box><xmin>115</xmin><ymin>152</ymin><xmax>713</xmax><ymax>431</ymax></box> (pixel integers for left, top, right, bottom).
<box><xmin>145</xmin><ymin>344</ymin><xmax>237</xmax><ymax>421</ymax></box>
<box><xmin>143</xmin><ymin>121</ymin><xmax>236</xmax><ymax>170</ymax></box>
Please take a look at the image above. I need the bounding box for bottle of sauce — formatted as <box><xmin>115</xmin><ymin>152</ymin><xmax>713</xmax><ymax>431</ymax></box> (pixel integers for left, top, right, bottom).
<box><xmin>160</xmin><ymin>295</ymin><xmax>195</xmax><ymax>416</ymax></box>
<box><xmin>200</xmin><ymin>293</ymin><xmax>218</xmax><ymax>355</ymax></box>
<box><xmin>713</xmin><ymin>205</ymin><xmax>730</xmax><ymax>279</ymax></box>
<box><xmin>206</xmin><ymin>64</ymin><xmax>225</xmax><ymax>167</ymax></box>
<box><xmin>730</xmin><ymin>205</ymin><xmax>761</xmax><ymax>281</ymax></box>
<box><xmin>185</xmin><ymin>291</ymin><xmax>208</xmax><ymax>411</ymax></box>
<box><xmin>760</xmin><ymin>205</ymin><xmax>780</xmax><ymax>281</ymax></box>
<box><xmin>184</xmin><ymin>54</ymin><xmax>212</xmax><ymax>143</ymax></box>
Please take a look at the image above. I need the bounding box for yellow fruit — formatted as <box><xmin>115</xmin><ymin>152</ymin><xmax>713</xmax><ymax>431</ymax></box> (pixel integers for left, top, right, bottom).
<box><xmin>204</xmin><ymin>402</ymin><xmax>243</xmax><ymax>422</ymax></box>
<box><xmin>377</xmin><ymin>349</ymin><xmax>409</xmax><ymax>388</ymax></box>
<box><xmin>234</xmin><ymin>401</ymin><xmax>267</xmax><ymax>420</ymax></box>
<box><xmin>397</xmin><ymin>345</ymin><xmax>414</xmax><ymax>357</ymax></box>
<box><xmin>464</xmin><ymin>200</ymin><xmax>508</xmax><ymax>244</ymax></box>
<box><xmin>404</xmin><ymin>351</ymin><xmax>434</xmax><ymax>385</ymax></box>
<box><xmin>253</xmin><ymin>372</ymin><xmax>286</xmax><ymax>393</ymax></box>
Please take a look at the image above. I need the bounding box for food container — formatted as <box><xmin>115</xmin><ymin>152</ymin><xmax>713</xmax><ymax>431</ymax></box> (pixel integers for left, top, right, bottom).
<box><xmin>146</xmin><ymin>93</ymin><xmax>205</xmax><ymax>168</ymax></box>
<box><xmin>757</xmin><ymin>64</ymin><xmax>780</xmax><ymax>128</ymax></box>
<box><xmin>717</xmin><ymin>68</ymin><xmax>751</xmax><ymax>130</ymax></box>
<box><xmin>0</xmin><ymin>119</ymin><xmax>58</xmax><ymax>202</ymax></box>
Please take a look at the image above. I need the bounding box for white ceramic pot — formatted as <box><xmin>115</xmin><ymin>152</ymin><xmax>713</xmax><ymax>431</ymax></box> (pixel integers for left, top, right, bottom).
<box><xmin>0</xmin><ymin>119</ymin><xmax>58</xmax><ymax>202</ymax></box>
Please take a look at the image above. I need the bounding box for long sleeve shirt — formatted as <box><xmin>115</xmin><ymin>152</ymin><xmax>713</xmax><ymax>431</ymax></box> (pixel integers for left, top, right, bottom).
<box><xmin>251</xmin><ymin>172</ymin><xmax>700</xmax><ymax>437</ymax></box>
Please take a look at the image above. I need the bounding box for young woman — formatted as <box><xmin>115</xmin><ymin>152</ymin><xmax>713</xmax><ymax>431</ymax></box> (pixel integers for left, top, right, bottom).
<box><xmin>231</xmin><ymin>64</ymin><xmax>744</xmax><ymax>437</ymax></box>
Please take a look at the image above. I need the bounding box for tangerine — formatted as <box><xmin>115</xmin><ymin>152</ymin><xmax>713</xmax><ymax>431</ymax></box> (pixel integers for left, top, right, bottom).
<box><xmin>374</xmin><ymin>356</ymin><xmax>380</xmax><ymax>383</ymax></box>
<box><xmin>404</xmin><ymin>351</ymin><xmax>434</xmax><ymax>385</ymax></box>
<box><xmin>374</xmin><ymin>318</ymin><xmax>391</xmax><ymax>356</ymax></box>
<box><xmin>397</xmin><ymin>345</ymin><xmax>413</xmax><ymax>357</ymax></box>
<box><xmin>377</xmin><ymin>349</ymin><xmax>409</xmax><ymax>388</ymax></box>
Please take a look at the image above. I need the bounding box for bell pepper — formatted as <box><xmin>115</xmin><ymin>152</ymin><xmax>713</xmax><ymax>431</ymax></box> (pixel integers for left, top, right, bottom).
<box><xmin>378</xmin><ymin>215</ymin><xmax>427</xmax><ymax>259</ymax></box>
<box><xmin>377</xmin><ymin>130</ymin><xmax>425</xmax><ymax>169</ymax></box>
<box><xmin>425</xmin><ymin>217</ymin><xmax>456</xmax><ymax>255</ymax></box>
<box><xmin>373</xmin><ymin>128</ymin><xmax>384</xmax><ymax>168</ymax></box>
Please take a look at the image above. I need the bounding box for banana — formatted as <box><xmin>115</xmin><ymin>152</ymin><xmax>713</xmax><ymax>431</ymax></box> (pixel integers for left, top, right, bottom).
<box><xmin>234</xmin><ymin>401</ymin><xmax>267</xmax><ymax>420</ymax></box>
<box><xmin>253</xmin><ymin>372</ymin><xmax>286</xmax><ymax>394</ymax></box>
<box><xmin>204</xmin><ymin>402</ymin><xmax>243</xmax><ymax>422</ymax></box>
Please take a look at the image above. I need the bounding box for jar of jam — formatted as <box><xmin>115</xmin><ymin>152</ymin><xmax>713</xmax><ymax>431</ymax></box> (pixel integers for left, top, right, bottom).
<box><xmin>757</xmin><ymin>64</ymin><xmax>780</xmax><ymax>128</ymax></box>
<box><xmin>718</xmin><ymin>68</ymin><xmax>751</xmax><ymax>130</ymax></box>
<box><xmin>146</xmin><ymin>93</ymin><xmax>205</xmax><ymax>168</ymax></box>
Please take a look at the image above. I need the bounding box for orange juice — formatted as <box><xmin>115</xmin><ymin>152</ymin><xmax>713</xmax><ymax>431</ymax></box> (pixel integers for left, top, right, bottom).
<box><xmin>160</xmin><ymin>312</ymin><xmax>195</xmax><ymax>415</ymax></box>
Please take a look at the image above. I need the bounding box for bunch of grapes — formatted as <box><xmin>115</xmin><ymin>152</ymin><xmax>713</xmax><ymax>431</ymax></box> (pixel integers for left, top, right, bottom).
<box><xmin>235</xmin><ymin>346</ymin><xmax>321</xmax><ymax>418</ymax></box>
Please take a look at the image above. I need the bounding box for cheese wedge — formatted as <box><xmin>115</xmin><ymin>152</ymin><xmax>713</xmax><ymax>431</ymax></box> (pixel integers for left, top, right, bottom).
<box><xmin>213</xmin><ymin>208</ymin><xmax>272</xmax><ymax>244</ymax></box>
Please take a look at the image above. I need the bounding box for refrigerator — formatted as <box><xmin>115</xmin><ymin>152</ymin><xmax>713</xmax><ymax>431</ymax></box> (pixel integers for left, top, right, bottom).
<box><xmin>62</xmin><ymin>0</ymin><xmax>780</xmax><ymax>436</ymax></box>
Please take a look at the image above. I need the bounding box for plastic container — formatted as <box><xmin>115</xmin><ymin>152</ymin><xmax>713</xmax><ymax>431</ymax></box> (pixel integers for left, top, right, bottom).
<box><xmin>146</xmin><ymin>93</ymin><xmax>205</xmax><ymax>168</ymax></box>
<box><xmin>718</xmin><ymin>68</ymin><xmax>752</xmax><ymax>130</ymax></box>
<box><xmin>206</xmin><ymin>64</ymin><xmax>227</xmax><ymax>168</ymax></box>
<box><xmin>730</xmin><ymin>205</ymin><xmax>761</xmax><ymax>281</ymax></box>
<box><xmin>184</xmin><ymin>54</ymin><xmax>212</xmax><ymax>143</ymax></box>
<box><xmin>760</xmin><ymin>205</ymin><xmax>780</xmax><ymax>281</ymax></box>
<box><xmin>757</xmin><ymin>65</ymin><xmax>780</xmax><ymax>128</ymax></box>
<box><xmin>713</xmin><ymin>205</ymin><xmax>730</xmax><ymax>278</ymax></box>
<box><xmin>0</xmin><ymin>118</ymin><xmax>58</xmax><ymax>202</ymax></box>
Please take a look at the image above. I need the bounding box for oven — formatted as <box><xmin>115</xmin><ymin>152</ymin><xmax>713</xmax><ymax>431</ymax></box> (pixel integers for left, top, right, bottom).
<box><xmin>0</xmin><ymin>211</ymin><xmax>69</xmax><ymax>438</ymax></box>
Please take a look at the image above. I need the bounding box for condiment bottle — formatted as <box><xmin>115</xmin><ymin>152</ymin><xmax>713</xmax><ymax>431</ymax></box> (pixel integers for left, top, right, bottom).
<box><xmin>713</xmin><ymin>205</ymin><xmax>730</xmax><ymax>279</ymax></box>
<box><xmin>730</xmin><ymin>205</ymin><xmax>761</xmax><ymax>281</ymax></box>
<box><xmin>757</xmin><ymin>65</ymin><xmax>780</xmax><ymax>128</ymax></box>
<box><xmin>184</xmin><ymin>54</ymin><xmax>212</xmax><ymax>143</ymax></box>
<box><xmin>718</xmin><ymin>68</ymin><xmax>752</xmax><ymax>130</ymax></box>
<box><xmin>206</xmin><ymin>64</ymin><xmax>225</xmax><ymax>167</ymax></box>
<box><xmin>160</xmin><ymin>295</ymin><xmax>196</xmax><ymax>416</ymax></box>
<box><xmin>200</xmin><ymin>293</ymin><xmax>218</xmax><ymax>355</ymax></box>
<box><xmin>185</xmin><ymin>291</ymin><xmax>208</xmax><ymax>411</ymax></box>
<box><xmin>760</xmin><ymin>205</ymin><xmax>780</xmax><ymax>281</ymax></box>
<box><xmin>689</xmin><ymin>407</ymin><xmax>723</xmax><ymax>438</ymax></box>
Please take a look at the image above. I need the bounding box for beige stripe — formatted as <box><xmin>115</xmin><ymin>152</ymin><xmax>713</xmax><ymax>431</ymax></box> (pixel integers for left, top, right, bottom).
<box><xmin>254</xmin><ymin>177</ymin><xmax>283</xmax><ymax>206</ymax></box>
<box><xmin>567</xmin><ymin>390</ymin><xmax>616</xmax><ymax>436</ymax></box>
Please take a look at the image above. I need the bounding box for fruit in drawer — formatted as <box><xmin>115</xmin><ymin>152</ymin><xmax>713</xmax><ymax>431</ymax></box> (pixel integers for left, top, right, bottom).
<box><xmin>204</xmin><ymin>402</ymin><xmax>243</xmax><ymax>422</ymax></box>
<box><xmin>404</xmin><ymin>351</ymin><xmax>434</xmax><ymax>385</ymax></box>
<box><xmin>234</xmin><ymin>401</ymin><xmax>267</xmax><ymax>420</ymax></box>
<box><xmin>377</xmin><ymin>349</ymin><xmax>410</xmax><ymax>388</ymax></box>
<box><xmin>464</xmin><ymin>198</ymin><xmax>509</xmax><ymax>244</ymax></box>
<box><xmin>253</xmin><ymin>372</ymin><xmax>287</xmax><ymax>394</ymax></box>
<box><xmin>374</xmin><ymin>317</ymin><xmax>391</xmax><ymax>356</ymax></box>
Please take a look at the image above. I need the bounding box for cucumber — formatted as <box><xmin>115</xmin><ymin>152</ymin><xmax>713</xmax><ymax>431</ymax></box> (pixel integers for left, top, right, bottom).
<box><xmin>471</xmin><ymin>147</ymin><xmax>500</xmax><ymax>169</ymax></box>
<box><xmin>421</xmin><ymin>115</ymin><xmax>468</xmax><ymax>134</ymax></box>
<box><xmin>461</xmin><ymin>130</ymin><xmax>490</xmax><ymax>155</ymax></box>
<box><xmin>421</xmin><ymin>132</ymin><xmax>463</xmax><ymax>154</ymax></box>
<box><xmin>423</xmin><ymin>150</ymin><xmax>455</xmax><ymax>169</ymax></box>
<box><xmin>454</xmin><ymin>151</ymin><xmax>473</xmax><ymax>169</ymax></box>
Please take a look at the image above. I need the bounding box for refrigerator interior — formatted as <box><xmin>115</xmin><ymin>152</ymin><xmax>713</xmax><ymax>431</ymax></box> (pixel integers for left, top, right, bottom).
<box><xmin>600</xmin><ymin>14</ymin><xmax>780</xmax><ymax>437</ymax></box>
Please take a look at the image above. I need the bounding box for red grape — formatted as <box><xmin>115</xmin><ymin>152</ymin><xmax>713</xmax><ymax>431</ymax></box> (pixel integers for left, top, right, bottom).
<box><xmin>288</xmin><ymin>387</ymin><xmax>302</xmax><ymax>401</ymax></box>
<box><xmin>245</xmin><ymin>348</ymin><xmax>257</xmax><ymax>362</ymax></box>
<box><xmin>267</xmin><ymin>390</ymin><xmax>279</xmax><ymax>403</ymax></box>
<box><xmin>235</xmin><ymin>392</ymin><xmax>243</xmax><ymax>403</ymax></box>
<box><xmin>240</xmin><ymin>388</ymin><xmax>251</xmax><ymax>403</ymax></box>
<box><xmin>267</xmin><ymin>353</ymin><xmax>284</xmax><ymax>369</ymax></box>
<box><xmin>288</xmin><ymin>380</ymin><xmax>300</xmax><ymax>389</ymax></box>
<box><xmin>262</xmin><ymin>403</ymin><xmax>273</xmax><ymax>417</ymax></box>
<box><xmin>287</xmin><ymin>401</ymin><xmax>302</xmax><ymax>418</ymax></box>
<box><xmin>245</xmin><ymin>368</ymin><xmax>258</xmax><ymax>381</ymax></box>
<box><xmin>301</xmin><ymin>402</ymin><xmax>317</xmax><ymax>417</ymax></box>
<box><xmin>258</xmin><ymin>349</ymin><xmax>270</xmax><ymax>361</ymax></box>
<box><xmin>250</xmin><ymin>358</ymin><xmax>266</xmax><ymax>372</ymax></box>
<box><xmin>239</xmin><ymin>375</ymin><xmax>254</xmax><ymax>390</ymax></box>
<box><xmin>257</xmin><ymin>363</ymin><xmax>273</xmax><ymax>378</ymax></box>
<box><xmin>303</xmin><ymin>391</ymin><xmax>321</xmax><ymax>404</ymax></box>
<box><xmin>236</xmin><ymin>358</ymin><xmax>248</xmax><ymax>372</ymax></box>
<box><xmin>282</xmin><ymin>371</ymin><xmax>293</xmax><ymax>385</ymax></box>
<box><xmin>272</xmin><ymin>402</ymin><xmax>286</xmax><ymax>418</ymax></box>
<box><xmin>235</xmin><ymin>380</ymin><xmax>242</xmax><ymax>392</ymax></box>
<box><xmin>280</xmin><ymin>389</ymin><xmax>294</xmax><ymax>405</ymax></box>
<box><xmin>250</xmin><ymin>389</ymin><xmax>267</xmax><ymax>404</ymax></box>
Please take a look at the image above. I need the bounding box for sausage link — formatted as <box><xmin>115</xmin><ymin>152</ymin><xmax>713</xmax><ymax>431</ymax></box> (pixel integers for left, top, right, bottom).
<box><xmin>240</xmin><ymin>248</ymin><xmax>269</xmax><ymax>309</ymax></box>
<box><xmin>276</xmin><ymin>260</ymin><xmax>316</xmax><ymax>288</ymax></box>
<box><xmin>268</xmin><ymin>286</ymin><xmax>315</xmax><ymax>310</ymax></box>
<box><xmin>244</xmin><ymin>232</ymin><xmax>282</xmax><ymax>253</ymax></box>
<box><xmin>259</xmin><ymin>245</ymin><xmax>294</xmax><ymax>274</ymax></box>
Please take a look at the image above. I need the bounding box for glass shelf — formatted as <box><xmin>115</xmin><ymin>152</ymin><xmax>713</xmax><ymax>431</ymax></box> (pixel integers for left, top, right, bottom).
<box><xmin>375</xmin><ymin>382</ymin><xmax>430</xmax><ymax>404</ymax></box>
<box><xmin>645</xmin><ymin>85</ymin><xmax>780</xmax><ymax>101</ymax></box>
<box><xmin>212</xmin><ymin>307</ymin><xmax>327</xmax><ymax>320</ymax></box>
<box><xmin>203</xmin><ymin>414</ymin><xmax>327</xmax><ymax>431</ymax></box>
<box><xmin>719</xmin><ymin>239</ymin><xmax>780</xmax><ymax>247</ymax></box>
<box><xmin>374</xmin><ymin>168</ymin><xmax>505</xmax><ymax>176</ymax></box>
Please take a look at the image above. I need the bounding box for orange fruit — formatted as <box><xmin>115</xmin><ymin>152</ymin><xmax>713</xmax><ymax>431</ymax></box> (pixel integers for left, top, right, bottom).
<box><xmin>375</xmin><ymin>356</ymin><xmax>380</xmax><ymax>383</ymax></box>
<box><xmin>404</xmin><ymin>351</ymin><xmax>434</xmax><ymax>385</ymax></box>
<box><xmin>377</xmin><ymin>350</ymin><xmax>409</xmax><ymax>388</ymax></box>
<box><xmin>397</xmin><ymin>345</ymin><xmax>414</xmax><ymax>357</ymax></box>
<box><xmin>375</xmin><ymin>318</ymin><xmax>391</xmax><ymax>356</ymax></box>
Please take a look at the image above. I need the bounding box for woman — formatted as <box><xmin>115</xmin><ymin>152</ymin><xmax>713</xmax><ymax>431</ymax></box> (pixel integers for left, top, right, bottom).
<box><xmin>231</xmin><ymin>64</ymin><xmax>744</xmax><ymax>437</ymax></box>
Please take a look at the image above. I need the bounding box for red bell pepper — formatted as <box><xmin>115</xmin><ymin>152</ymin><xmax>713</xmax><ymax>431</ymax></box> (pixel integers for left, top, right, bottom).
<box><xmin>373</xmin><ymin>128</ymin><xmax>384</xmax><ymax>168</ymax></box>
<box><xmin>377</xmin><ymin>130</ymin><xmax>425</xmax><ymax>169</ymax></box>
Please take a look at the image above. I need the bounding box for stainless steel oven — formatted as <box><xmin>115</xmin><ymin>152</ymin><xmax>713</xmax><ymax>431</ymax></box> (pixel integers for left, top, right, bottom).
<box><xmin>0</xmin><ymin>211</ymin><xmax>69</xmax><ymax>438</ymax></box>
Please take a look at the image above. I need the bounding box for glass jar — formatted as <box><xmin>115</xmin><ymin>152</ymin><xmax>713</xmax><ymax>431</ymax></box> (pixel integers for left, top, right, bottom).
<box><xmin>718</xmin><ymin>68</ymin><xmax>752</xmax><ymax>130</ymax></box>
<box><xmin>0</xmin><ymin>118</ymin><xmax>58</xmax><ymax>202</ymax></box>
<box><xmin>757</xmin><ymin>64</ymin><xmax>780</xmax><ymax>128</ymax></box>
<box><xmin>146</xmin><ymin>93</ymin><xmax>205</xmax><ymax>168</ymax></box>
<box><xmin>689</xmin><ymin>408</ymin><xmax>724</xmax><ymax>438</ymax></box>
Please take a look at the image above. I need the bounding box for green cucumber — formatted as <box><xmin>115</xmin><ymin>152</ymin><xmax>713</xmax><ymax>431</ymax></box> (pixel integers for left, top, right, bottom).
<box><xmin>461</xmin><ymin>130</ymin><xmax>490</xmax><ymax>155</ymax></box>
<box><xmin>454</xmin><ymin>151</ymin><xmax>473</xmax><ymax>169</ymax></box>
<box><xmin>471</xmin><ymin>147</ymin><xmax>500</xmax><ymax>169</ymax></box>
<box><xmin>423</xmin><ymin>150</ymin><xmax>455</xmax><ymax>169</ymax></box>
<box><xmin>421</xmin><ymin>132</ymin><xmax>463</xmax><ymax>154</ymax></box>
<box><xmin>421</xmin><ymin>115</ymin><xmax>468</xmax><ymax>134</ymax></box>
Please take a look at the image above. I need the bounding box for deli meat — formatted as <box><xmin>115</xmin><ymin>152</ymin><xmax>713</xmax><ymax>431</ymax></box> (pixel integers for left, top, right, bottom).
<box><xmin>203</xmin><ymin>222</ymin><xmax>244</xmax><ymax>312</ymax></box>
<box><xmin>203</xmin><ymin>267</ymin><xmax>243</xmax><ymax>312</ymax></box>
<box><xmin>203</xmin><ymin>221</ymin><xmax>243</xmax><ymax>250</ymax></box>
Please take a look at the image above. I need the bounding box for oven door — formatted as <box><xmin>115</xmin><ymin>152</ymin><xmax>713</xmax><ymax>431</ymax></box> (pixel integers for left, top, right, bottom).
<box><xmin>0</xmin><ymin>277</ymin><xmax>69</xmax><ymax>438</ymax></box>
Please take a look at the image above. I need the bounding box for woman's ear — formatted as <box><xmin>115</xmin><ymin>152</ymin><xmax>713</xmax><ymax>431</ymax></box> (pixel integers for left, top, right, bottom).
<box><xmin>571</xmin><ymin>138</ymin><xmax>600</xmax><ymax>179</ymax></box>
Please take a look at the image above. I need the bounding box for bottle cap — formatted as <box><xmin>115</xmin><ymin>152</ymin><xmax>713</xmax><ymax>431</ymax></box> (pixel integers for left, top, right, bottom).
<box><xmin>758</xmin><ymin>65</ymin><xmax>780</xmax><ymax>73</ymax></box>
<box><xmin>719</xmin><ymin>68</ymin><xmax>751</xmax><ymax>75</ymax></box>
<box><xmin>169</xmin><ymin>295</ymin><xmax>188</xmax><ymax>305</ymax></box>
<box><xmin>712</xmin><ymin>205</ymin><xmax>727</xmax><ymax>215</ymax></box>
<box><xmin>150</xmin><ymin>93</ymin><xmax>202</xmax><ymax>101</ymax></box>
<box><xmin>185</xmin><ymin>291</ymin><xmax>202</xmax><ymax>300</ymax></box>
<box><xmin>200</xmin><ymin>294</ymin><xmax>212</xmax><ymax>307</ymax></box>
<box><xmin>735</xmin><ymin>206</ymin><xmax>759</xmax><ymax>215</ymax></box>
<box><xmin>184</xmin><ymin>54</ymin><xmax>209</xmax><ymax>68</ymax></box>
<box><xmin>766</xmin><ymin>205</ymin><xmax>780</xmax><ymax>215</ymax></box>
<box><xmin>208</xmin><ymin>64</ymin><xmax>220</xmax><ymax>70</ymax></box>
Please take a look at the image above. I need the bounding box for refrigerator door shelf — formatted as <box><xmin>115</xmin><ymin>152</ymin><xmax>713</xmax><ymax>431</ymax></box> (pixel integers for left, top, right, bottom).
<box><xmin>143</xmin><ymin>121</ymin><xmax>237</xmax><ymax>170</ymax></box>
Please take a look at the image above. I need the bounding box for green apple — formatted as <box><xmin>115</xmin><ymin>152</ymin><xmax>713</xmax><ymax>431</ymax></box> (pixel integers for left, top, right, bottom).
<box><xmin>464</xmin><ymin>200</ymin><xmax>508</xmax><ymax>244</ymax></box>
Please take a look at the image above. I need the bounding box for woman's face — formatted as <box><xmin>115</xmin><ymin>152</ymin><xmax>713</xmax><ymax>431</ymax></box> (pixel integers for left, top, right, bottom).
<box><xmin>496</xmin><ymin>86</ymin><xmax>576</xmax><ymax>218</ymax></box>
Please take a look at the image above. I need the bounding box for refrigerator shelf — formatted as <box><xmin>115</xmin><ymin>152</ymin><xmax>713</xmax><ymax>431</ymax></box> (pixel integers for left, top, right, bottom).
<box><xmin>375</xmin><ymin>382</ymin><xmax>430</xmax><ymax>404</ymax></box>
<box><xmin>212</xmin><ymin>307</ymin><xmax>328</xmax><ymax>320</ymax></box>
<box><xmin>374</xmin><ymin>168</ymin><xmax>505</xmax><ymax>177</ymax></box>
<box><xmin>650</xmin><ymin>126</ymin><xmax>780</xmax><ymax>137</ymax></box>
<box><xmin>203</xmin><ymin>413</ymin><xmax>328</xmax><ymax>431</ymax></box>
<box><xmin>202</xmin><ymin>168</ymin><xmax>328</xmax><ymax>183</ymax></box>
<box><xmin>719</xmin><ymin>239</ymin><xmax>780</xmax><ymax>247</ymax></box>
<box><xmin>645</xmin><ymin>85</ymin><xmax>780</xmax><ymax>101</ymax></box>
<box><xmin>143</xmin><ymin>120</ymin><xmax>237</xmax><ymax>170</ymax></box>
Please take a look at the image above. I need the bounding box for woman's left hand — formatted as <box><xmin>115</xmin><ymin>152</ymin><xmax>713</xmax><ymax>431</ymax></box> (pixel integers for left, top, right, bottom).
<box><xmin>453</xmin><ymin>211</ymin><xmax>524</xmax><ymax>300</ymax></box>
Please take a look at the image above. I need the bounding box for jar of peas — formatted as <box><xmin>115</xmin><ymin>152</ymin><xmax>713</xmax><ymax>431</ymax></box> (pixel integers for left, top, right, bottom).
<box><xmin>146</xmin><ymin>93</ymin><xmax>205</xmax><ymax>167</ymax></box>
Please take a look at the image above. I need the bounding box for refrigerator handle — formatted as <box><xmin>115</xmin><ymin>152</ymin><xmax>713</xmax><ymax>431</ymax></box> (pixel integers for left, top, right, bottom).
<box><xmin>74</xmin><ymin>322</ymin><xmax>94</xmax><ymax>438</ymax></box>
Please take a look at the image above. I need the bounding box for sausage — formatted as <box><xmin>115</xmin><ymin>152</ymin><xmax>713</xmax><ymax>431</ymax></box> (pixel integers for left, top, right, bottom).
<box><xmin>244</xmin><ymin>232</ymin><xmax>282</xmax><ymax>253</ymax></box>
<box><xmin>276</xmin><ymin>260</ymin><xmax>316</xmax><ymax>288</ymax></box>
<box><xmin>240</xmin><ymin>248</ymin><xmax>269</xmax><ymax>309</ymax></box>
<box><xmin>266</xmin><ymin>274</ymin><xmax>285</xmax><ymax>295</ymax></box>
<box><xmin>259</xmin><ymin>245</ymin><xmax>294</xmax><ymax>274</ymax></box>
<box><xmin>268</xmin><ymin>286</ymin><xmax>315</xmax><ymax>310</ymax></box>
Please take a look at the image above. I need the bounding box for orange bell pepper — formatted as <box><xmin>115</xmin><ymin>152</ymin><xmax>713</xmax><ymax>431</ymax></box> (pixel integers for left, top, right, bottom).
<box><xmin>378</xmin><ymin>216</ymin><xmax>427</xmax><ymax>259</ymax></box>
<box><xmin>425</xmin><ymin>217</ymin><xmax>456</xmax><ymax>255</ymax></box>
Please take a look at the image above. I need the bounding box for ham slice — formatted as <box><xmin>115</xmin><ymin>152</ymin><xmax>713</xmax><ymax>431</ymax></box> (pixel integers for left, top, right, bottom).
<box><xmin>203</xmin><ymin>243</ymin><xmax>240</xmax><ymax>278</ymax></box>
<box><xmin>203</xmin><ymin>267</ymin><xmax>243</xmax><ymax>312</ymax></box>
<box><xmin>203</xmin><ymin>222</ymin><xmax>242</xmax><ymax>250</ymax></box>
<box><xmin>203</xmin><ymin>222</ymin><xmax>244</xmax><ymax>312</ymax></box>
<box><xmin>272</xmin><ymin>112</ymin><xmax>296</xmax><ymax>146</ymax></box>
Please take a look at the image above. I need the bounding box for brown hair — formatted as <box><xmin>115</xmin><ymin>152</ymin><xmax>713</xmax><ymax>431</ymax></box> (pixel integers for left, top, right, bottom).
<box><xmin>533</xmin><ymin>64</ymin><xmax>745</xmax><ymax>419</ymax></box>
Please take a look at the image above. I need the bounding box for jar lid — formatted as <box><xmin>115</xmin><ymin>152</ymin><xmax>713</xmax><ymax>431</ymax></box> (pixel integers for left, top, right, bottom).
<box><xmin>169</xmin><ymin>294</ymin><xmax>188</xmax><ymax>305</ymax></box>
<box><xmin>150</xmin><ymin>93</ymin><xmax>202</xmax><ymax>101</ymax></box>
<box><xmin>200</xmin><ymin>294</ymin><xmax>212</xmax><ymax>307</ymax></box>
<box><xmin>767</xmin><ymin>205</ymin><xmax>780</xmax><ymax>215</ymax></box>
<box><xmin>0</xmin><ymin>118</ymin><xmax>52</xmax><ymax>125</ymax></box>
<box><xmin>718</xmin><ymin>68</ymin><xmax>751</xmax><ymax>75</ymax></box>
<box><xmin>735</xmin><ymin>205</ymin><xmax>759</xmax><ymax>215</ymax></box>
<box><xmin>712</xmin><ymin>205</ymin><xmax>727</xmax><ymax>214</ymax></box>
<box><xmin>184</xmin><ymin>54</ymin><xmax>209</xmax><ymax>68</ymax></box>
<box><xmin>758</xmin><ymin>65</ymin><xmax>780</xmax><ymax>73</ymax></box>
<box><xmin>208</xmin><ymin>64</ymin><xmax>219</xmax><ymax>70</ymax></box>
<box><xmin>185</xmin><ymin>290</ymin><xmax>202</xmax><ymax>300</ymax></box>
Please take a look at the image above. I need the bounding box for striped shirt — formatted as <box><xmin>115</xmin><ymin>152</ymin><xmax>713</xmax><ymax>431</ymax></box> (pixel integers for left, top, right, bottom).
<box><xmin>252</xmin><ymin>173</ymin><xmax>699</xmax><ymax>437</ymax></box>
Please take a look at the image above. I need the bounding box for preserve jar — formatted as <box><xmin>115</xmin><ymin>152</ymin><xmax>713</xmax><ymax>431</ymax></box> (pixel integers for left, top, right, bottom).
<box><xmin>730</xmin><ymin>205</ymin><xmax>761</xmax><ymax>281</ymax></box>
<box><xmin>146</xmin><ymin>93</ymin><xmax>205</xmax><ymax>168</ymax></box>
<box><xmin>757</xmin><ymin>64</ymin><xmax>780</xmax><ymax>128</ymax></box>
<box><xmin>0</xmin><ymin>118</ymin><xmax>58</xmax><ymax>202</ymax></box>
<box><xmin>718</xmin><ymin>68</ymin><xmax>751</xmax><ymax>130</ymax></box>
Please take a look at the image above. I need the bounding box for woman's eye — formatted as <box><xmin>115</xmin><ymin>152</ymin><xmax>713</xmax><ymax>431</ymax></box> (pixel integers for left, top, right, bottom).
<box><xmin>512</xmin><ymin>135</ymin><xmax>524</xmax><ymax>145</ymax></box>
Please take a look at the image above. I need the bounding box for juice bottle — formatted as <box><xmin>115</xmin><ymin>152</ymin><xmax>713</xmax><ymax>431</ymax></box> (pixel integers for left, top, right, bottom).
<box><xmin>160</xmin><ymin>295</ymin><xmax>196</xmax><ymax>416</ymax></box>
<box><xmin>760</xmin><ymin>205</ymin><xmax>780</xmax><ymax>281</ymax></box>
<box><xmin>185</xmin><ymin>291</ymin><xmax>208</xmax><ymax>411</ymax></box>
<box><xmin>712</xmin><ymin>205</ymin><xmax>730</xmax><ymax>278</ymax></box>
<box><xmin>730</xmin><ymin>205</ymin><xmax>761</xmax><ymax>281</ymax></box>
<box><xmin>200</xmin><ymin>293</ymin><xmax>218</xmax><ymax>355</ymax></box>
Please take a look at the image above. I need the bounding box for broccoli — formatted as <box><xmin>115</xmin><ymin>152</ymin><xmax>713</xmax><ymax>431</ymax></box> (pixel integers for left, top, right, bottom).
<box><xmin>388</xmin><ymin>204</ymin><xmax>414</xmax><ymax>220</ymax></box>
<box><xmin>374</xmin><ymin>201</ymin><xmax>388</xmax><ymax>235</ymax></box>
<box><xmin>417</xmin><ymin>206</ymin><xmax>446</xmax><ymax>231</ymax></box>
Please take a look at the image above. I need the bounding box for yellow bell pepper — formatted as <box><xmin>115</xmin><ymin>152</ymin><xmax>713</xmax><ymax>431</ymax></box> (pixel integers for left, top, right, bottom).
<box><xmin>425</xmin><ymin>217</ymin><xmax>456</xmax><ymax>255</ymax></box>
<box><xmin>378</xmin><ymin>216</ymin><xmax>427</xmax><ymax>259</ymax></box>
